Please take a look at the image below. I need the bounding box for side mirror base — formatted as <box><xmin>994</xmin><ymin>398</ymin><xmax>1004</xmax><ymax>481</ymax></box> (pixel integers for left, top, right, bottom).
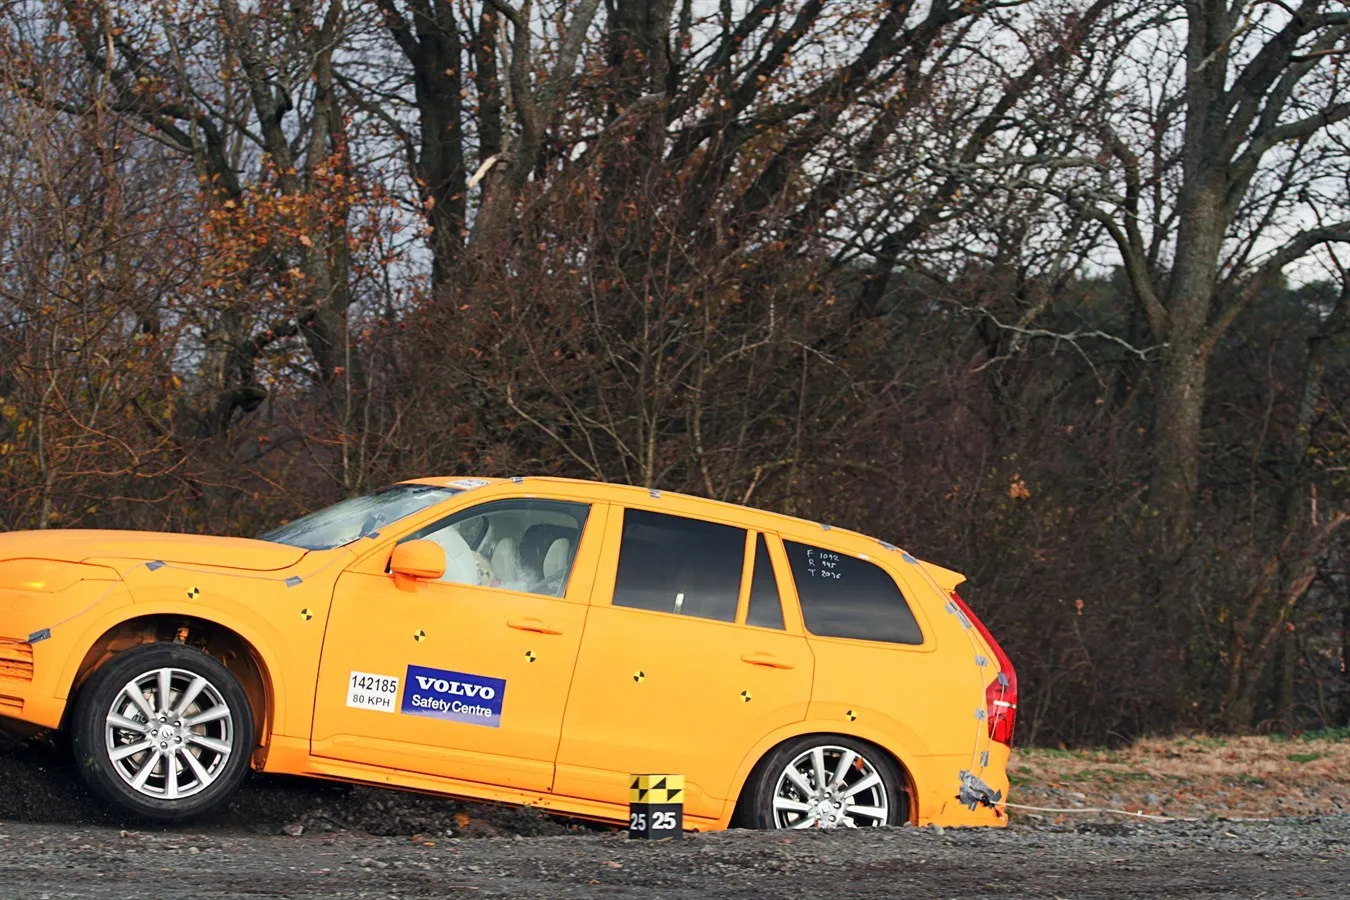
<box><xmin>390</xmin><ymin>539</ymin><xmax>446</xmax><ymax>580</ymax></box>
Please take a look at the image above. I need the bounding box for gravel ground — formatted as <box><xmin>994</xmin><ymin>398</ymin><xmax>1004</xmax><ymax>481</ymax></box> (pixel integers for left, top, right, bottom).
<box><xmin>0</xmin><ymin>815</ymin><xmax>1346</xmax><ymax>899</ymax></box>
<box><xmin>3</xmin><ymin>738</ymin><xmax>1348</xmax><ymax>898</ymax></box>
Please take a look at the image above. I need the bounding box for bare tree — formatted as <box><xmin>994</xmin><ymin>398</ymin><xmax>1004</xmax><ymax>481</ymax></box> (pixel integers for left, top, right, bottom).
<box><xmin>1061</xmin><ymin>0</ymin><xmax>1350</xmax><ymax>545</ymax></box>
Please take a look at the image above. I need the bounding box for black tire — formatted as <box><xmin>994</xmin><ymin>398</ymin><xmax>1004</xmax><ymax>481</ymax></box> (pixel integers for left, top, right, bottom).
<box><xmin>70</xmin><ymin>643</ymin><xmax>254</xmax><ymax>822</ymax></box>
<box><xmin>741</xmin><ymin>735</ymin><xmax>908</xmax><ymax>829</ymax></box>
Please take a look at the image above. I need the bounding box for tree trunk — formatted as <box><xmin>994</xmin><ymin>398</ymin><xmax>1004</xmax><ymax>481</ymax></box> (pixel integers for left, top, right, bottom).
<box><xmin>1341</xmin><ymin>582</ymin><xmax>1350</xmax><ymax>726</ymax></box>
<box><xmin>1151</xmin><ymin>342</ymin><xmax>1209</xmax><ymax>547</ymax></box>
<box><xmin>1276</xmin><ymin>626</ymin><xmax>1296</xmax><ymax>730</ymax></box>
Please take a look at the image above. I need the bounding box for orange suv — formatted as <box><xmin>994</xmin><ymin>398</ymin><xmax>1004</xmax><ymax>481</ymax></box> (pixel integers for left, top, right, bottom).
<box><xmin>0</xmin><ymin>477</ymin><xmax>1014</xmax><ymax>828</ymax></box>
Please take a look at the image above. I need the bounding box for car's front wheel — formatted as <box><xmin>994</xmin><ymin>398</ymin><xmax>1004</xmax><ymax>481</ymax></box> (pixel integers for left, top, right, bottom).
<box><xmin>743</xmin><ymin>735</ymin><xmax>907</xmax><ymax>829</ymax></box>
<box><xmin>70</xmin><ymin>643</ymin><xmax>254</xmax><ymax>821</ymax></box>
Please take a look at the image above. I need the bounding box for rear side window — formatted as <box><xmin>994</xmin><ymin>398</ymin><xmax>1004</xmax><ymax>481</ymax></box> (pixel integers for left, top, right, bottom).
<box><xmin>613</xmin><ymin>509</ymin><xmax>744</xmax><ymax>623</ymax></box>
<box><xmin>783</xmin><ymin>540</ymin><xmax>923</xmax><ymax>644</ymax></box>
<box><xmin>745</xmin><ymin>534</ymin><xmax>784</xmax><ymax>629</ymax></box>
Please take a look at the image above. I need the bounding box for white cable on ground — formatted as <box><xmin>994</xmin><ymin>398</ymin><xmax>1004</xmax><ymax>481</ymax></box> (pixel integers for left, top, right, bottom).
<box><xmin>999</xmin><ymin>801</ymin><xmax>1276</xmax><ymax>823</ymax></box>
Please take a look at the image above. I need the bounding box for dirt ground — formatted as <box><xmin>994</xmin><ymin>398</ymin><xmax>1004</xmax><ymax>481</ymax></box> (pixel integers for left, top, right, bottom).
<box><xmin>1007</xmin><ymin>731</ymin><xmax>1350</xmax><ymax>822</ymax></box>
<box><xmin>1</xmin><ymin>731</ymin><xmax>1348</xmax><ymax>898</ymax></box>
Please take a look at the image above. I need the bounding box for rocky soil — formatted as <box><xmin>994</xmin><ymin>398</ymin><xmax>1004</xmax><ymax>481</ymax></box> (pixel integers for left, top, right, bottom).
<box><xmin>1</xmin><ymin>732</ymin><xmax>1347</xmax><ymax>898</ymax></box>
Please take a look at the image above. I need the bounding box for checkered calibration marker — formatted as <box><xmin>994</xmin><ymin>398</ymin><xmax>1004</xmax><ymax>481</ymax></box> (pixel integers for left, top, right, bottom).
<box><xmin>628</xmin><ymin>774</ymin><xmax>683</xmax><ymax>840</ymax></box>
<box><xmin>186</xmin><ymin>586</ymin><xmax>200</xmax><ymax>600</ymax></box>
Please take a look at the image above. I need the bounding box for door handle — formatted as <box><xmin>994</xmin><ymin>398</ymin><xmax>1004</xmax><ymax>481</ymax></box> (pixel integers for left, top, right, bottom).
<box><xmin>507</xmin><ymin>617</ymin><xmax>564</xmax><ymax>635</ymax></box>
<box><xmin>741</xmin><ymin>653</ymin><xmax>794</xmax><ymax>669</ymax></box>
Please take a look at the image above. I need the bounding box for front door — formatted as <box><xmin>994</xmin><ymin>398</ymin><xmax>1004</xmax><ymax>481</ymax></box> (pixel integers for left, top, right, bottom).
<box><xmin>312</xmin><ymin>498</ymin><xmax>607</xmax><ymax>792</ymax></box>
<box><xmin>554</xmin><ymin>505</ymin><xmax>813</xmax><ymax>819</ymax></box>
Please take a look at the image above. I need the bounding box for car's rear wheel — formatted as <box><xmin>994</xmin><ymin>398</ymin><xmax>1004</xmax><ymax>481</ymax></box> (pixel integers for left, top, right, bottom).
<box><xmin>744</xmin><ymin>735</ymin><xmax>907</xmax><ymax>829</ymax></box>
<box><xmin>70</xmin><ymin>643</ymin><xmax>254</xmax><ymax>821</ymax></box>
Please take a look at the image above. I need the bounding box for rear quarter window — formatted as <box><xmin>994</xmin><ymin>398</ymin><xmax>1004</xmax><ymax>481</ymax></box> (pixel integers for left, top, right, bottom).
<box><xmin>783</xmin><ymin>540</ymin><xmax>924</xmax><ymax>645</ymax></box>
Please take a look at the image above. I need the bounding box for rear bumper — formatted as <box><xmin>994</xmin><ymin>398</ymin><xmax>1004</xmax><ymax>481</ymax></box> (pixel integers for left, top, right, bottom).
<box><xmin>918</xmin><ymin>741</ymin><xmax>1012</xmax><ymax>828</ymax></box>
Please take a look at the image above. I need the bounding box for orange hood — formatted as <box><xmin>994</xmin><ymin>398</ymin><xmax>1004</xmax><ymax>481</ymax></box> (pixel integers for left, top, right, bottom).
<box><xmin>0</xmin><ymin>529</ymin><xmax>307</xmax><ymax>572</ymax></box>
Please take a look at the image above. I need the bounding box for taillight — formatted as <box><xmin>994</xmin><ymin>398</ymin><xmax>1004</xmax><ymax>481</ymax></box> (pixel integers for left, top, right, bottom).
<box><xmin>950</xmin><ymin>591</ymin><xmax>1017</xmax><ymax>745</ymax></box>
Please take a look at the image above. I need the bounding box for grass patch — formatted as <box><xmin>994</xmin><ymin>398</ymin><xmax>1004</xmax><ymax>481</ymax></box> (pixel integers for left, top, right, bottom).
<box><xmin>1174</xmin><ymin>736</ymin><xmax>1230</xmax><ymax>749</ymax></box>
<box><xmin>1286</xmin><ymin>752</ymin><xmax>1322</xmax><ymax>764</ymax></box>
<box><xmin>1267</xmin><ymin>727</ymin><xmax>1348</xmax><ymax>745</ymax></box>
<box><xmin>1022</xmin><ymin>747</ymin><xmax>1085</xmax><ymax>760</ymax></box>
<box><xmin>1298</xmin><ymin>727</ymin><xmax>1350</xmax><ymax>744</ymax></box>
<box><xmin>1056</xmin><ymin>768</ymin><xmax>1152</xmax><ymax>783</ymax></box>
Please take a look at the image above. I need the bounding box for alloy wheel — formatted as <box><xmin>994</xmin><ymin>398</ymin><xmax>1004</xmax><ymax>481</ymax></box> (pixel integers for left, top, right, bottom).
<box><xmin>771</xmin><ymin>744</ymin><xmax>890</xmax><ymax>829</ymax></box>
<box><xmin>104</xmin><ymin>667</ymin><xmax>235</xmax><ymax>801</ymax></box>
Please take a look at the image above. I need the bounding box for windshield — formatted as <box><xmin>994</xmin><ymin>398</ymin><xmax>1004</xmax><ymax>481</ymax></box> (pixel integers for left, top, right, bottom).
<box><xmin>260</xmin><ymin>484</ymin><xmax>461</xmax><ymax>550</ymax></box>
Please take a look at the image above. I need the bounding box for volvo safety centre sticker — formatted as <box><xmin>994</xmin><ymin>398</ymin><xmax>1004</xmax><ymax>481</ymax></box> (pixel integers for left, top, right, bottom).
<box><xmin>402</xmin><ymin>664</ymin><xmax>506</xmax><ymax>727</ymax></box>
<box><xmin>347</xmin><ymin>671</ymin><xmax>400</xmax><ymax>713</ymax></box>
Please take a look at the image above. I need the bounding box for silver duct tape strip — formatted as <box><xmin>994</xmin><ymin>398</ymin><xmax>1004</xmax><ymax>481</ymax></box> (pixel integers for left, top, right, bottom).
<box><xmin>957</xmin><ymin>770</ymin><xmax>1003</xmax><ymax>811</ymax></box>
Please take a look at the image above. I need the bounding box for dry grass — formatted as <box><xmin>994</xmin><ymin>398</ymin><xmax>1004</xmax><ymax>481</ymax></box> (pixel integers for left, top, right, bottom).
<box><xmin>1006</xmin><ymin>731</ymin><xmax>1350</xmax><ymax>821</ymax></box>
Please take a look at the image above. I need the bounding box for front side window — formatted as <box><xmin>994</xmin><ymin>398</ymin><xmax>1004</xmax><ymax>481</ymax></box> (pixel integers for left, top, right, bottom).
<box><xmin>405</xmin><ymin>499</ymin><xmax>590</xmax><ymax>598</ymax></box>
<box><xmin>260</xmin><ymin>484</ymin><xmax>461</xmax><ymax>550</ymax></box>
<box><xmin>612</xmin><ymin>509</ymin><xmax>745</xmax><ymax>623</ymax></box>
<box><xmin>784</xmin><ymin>540</ymin><xmax>923</xmax><ymax>645</ymax></box>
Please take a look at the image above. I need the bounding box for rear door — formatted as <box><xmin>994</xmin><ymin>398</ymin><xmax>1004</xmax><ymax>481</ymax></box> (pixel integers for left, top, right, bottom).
<box><xmin>554</xmin><ymin>503</ymin><xmax>813</xmax><ymax>819</ymax></box>
<box><xmin>777</xmin><ymin>535</ymin><xmax>975</xmax><ymax>759</ymax></box>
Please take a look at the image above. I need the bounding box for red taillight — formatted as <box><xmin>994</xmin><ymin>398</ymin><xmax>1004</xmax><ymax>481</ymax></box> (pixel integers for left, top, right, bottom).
<box><xmin>950</xmin><ymin>591</ymin><xmax>1017</xmax><ymax>746</ymax></box>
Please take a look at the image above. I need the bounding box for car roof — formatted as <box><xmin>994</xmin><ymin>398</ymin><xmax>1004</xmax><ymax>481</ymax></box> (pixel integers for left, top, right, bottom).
<box><xmin>398</xmin><ymin>474</ymin><xmax>965</xmax><ymax>586</ymax></box>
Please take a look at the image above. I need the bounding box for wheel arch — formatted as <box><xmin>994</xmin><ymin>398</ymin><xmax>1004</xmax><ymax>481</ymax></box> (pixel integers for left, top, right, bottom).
<box><xmin>60</xmin><ymin>613</ymin><xmax>276</xmax><ymax>765</ymax></box>
<box><xmin>724</xmin><ymin>724</ymin><xmax>923</xmax><ymax>828</ymax></box>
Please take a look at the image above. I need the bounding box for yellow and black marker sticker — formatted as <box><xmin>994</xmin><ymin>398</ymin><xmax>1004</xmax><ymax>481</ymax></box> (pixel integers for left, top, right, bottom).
<box><xmin>630</xmin><ymin>774</ymin><xmax>684</xmax><ymax>804</ymax></box>
<box><xmin>186</xmin><ymin>587</ymin><xmax>201</xmax><ymax>600</ymax></box>
<box><xmin>740</xmin><ymin>690</ymin><xmax>752</xmax><ymax>703</ymax></box>
<box><xmin>629</xmin><ymin>774</ymin><xmax>683</xmax><ymax>839</ymax></box>
<box><xmin>524</xmin><ymin>650</ymin><xmax>537</xmax><ymax>663</ymax></box>
<box><xmin>300</xmin><ymin>608</ymin><xmax>313</xmax><ymax>621</ymax></box>
<box><xmin>632</xmin><ymin>670</ymin><xmax>645</xmax><ymax>683</ymax></box>
<box><xmin>846</xmin><ymin>709</ymin><xmax>858</xmax><ymax>722</ymax></box>
<box><xmin>413</xmin><ymin>629</ymin><xmax>427</xmax><ymax>642</ymax></box>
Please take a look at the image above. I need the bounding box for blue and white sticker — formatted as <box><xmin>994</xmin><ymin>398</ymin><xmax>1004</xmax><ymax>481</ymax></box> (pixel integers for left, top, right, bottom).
<box><xmin>401</xmin><ymin>664</ymin><xmax>506</xmax><ymax>728</ymax></box>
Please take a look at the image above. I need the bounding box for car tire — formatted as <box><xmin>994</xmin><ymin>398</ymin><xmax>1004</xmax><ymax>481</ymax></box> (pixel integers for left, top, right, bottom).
<box><xmin>70</xmin><ymin>643</ymin><xmax>255</xmax><ymax>822</ymax></box>
<box><xmin>742</xmin><ymin>735</ymin><xmax>908</xmax><ymax>829</ymax></box>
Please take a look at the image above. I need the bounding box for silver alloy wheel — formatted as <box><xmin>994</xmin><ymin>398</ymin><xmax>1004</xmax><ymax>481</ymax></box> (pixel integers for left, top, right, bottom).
<box><xmin>771</xmin><ymin>744</ymin><xmax>890</xmax><ymax>829</ymax></box>
<box><xmin>104</xmin><ymin>667</ymin><xmax>235</xmax><ymax>801</ymax></box>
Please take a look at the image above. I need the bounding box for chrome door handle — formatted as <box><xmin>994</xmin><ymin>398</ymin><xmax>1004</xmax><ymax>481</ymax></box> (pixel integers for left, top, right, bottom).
<box><xmin>741</xmin><ymin>653</ymin><xmax>794</xmax><ymax>669</ymax></box>
<box><xmin>507</xmin><ymin>617</ymin><xmax>564</xmax><ymax>635</ymax></box>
